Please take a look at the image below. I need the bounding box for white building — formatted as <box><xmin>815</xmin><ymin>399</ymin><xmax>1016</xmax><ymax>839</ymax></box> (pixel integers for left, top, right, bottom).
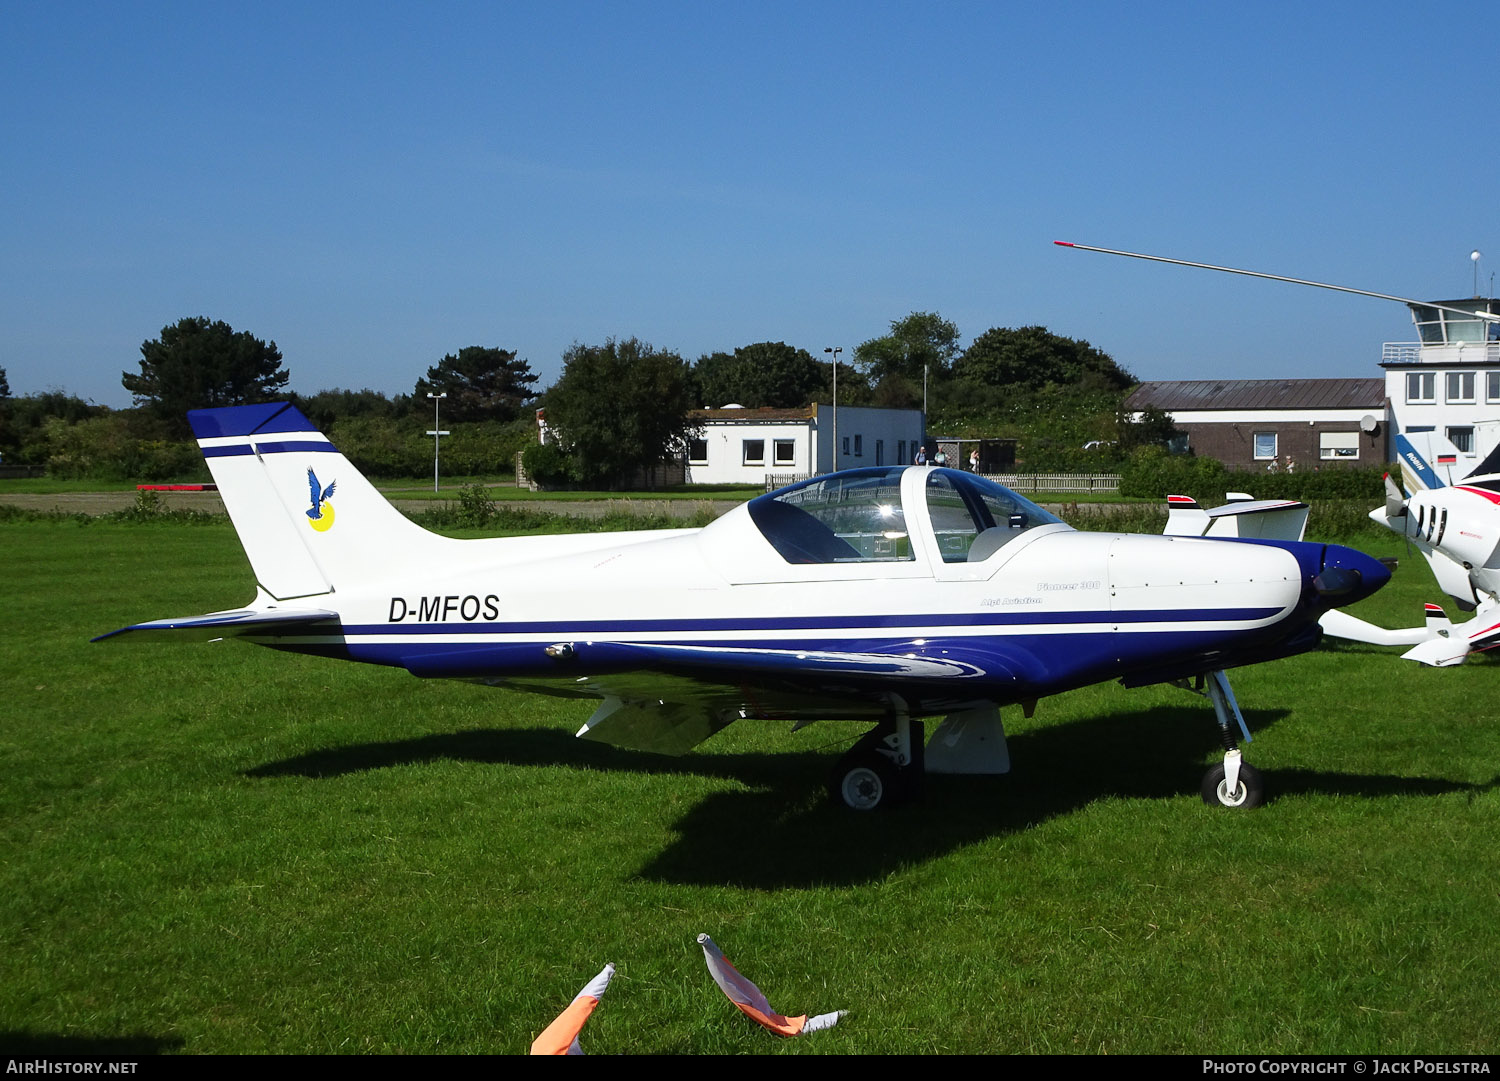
<box><xmin>1381</xmin><ymin>297</ymin><xmax>1500</xmax><ymax>467</ymax></box>
<box><xmin>684</xmin><ymin>404</ymin><xmax>926</xmax><ymax>485</ymax></box>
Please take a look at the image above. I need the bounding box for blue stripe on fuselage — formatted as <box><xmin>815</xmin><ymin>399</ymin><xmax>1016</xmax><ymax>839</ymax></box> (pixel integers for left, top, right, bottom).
<box><xmin>342</xmin><ymin>606</ymin><xmax>1283</xmax><ymax>637</ymax></box>
<box><xmin>334</xmin><ymin>620</ymin><xmax>1308</xmax><ymax>701</ymax></box>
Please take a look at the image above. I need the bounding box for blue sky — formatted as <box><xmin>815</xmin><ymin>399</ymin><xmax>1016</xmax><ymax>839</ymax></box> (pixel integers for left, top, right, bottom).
<box><xmin>3</xmin><ymin>1</ymin><xmax>1494</xmax><ymax>408</ymax></box>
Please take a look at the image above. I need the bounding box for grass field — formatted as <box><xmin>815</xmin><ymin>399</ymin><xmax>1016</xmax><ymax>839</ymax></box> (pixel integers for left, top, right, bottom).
<box><xmin>2</xmin><ymin>518</ymin><xmax>1497</xmax><ymax>1055</ymax></box>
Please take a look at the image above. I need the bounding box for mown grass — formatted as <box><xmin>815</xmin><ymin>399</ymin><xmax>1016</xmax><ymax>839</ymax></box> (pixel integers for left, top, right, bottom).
<box><xmin>1</xmin><ymin>520</ymin><xmax>1497</xmax><ymax>1055</ymax></box>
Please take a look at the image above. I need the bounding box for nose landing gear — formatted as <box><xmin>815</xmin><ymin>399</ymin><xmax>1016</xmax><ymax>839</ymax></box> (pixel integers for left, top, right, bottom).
<box><xmin>1190</xmin><ymin>670</ymin><xmax>1265</xmax><ymax>809</ymax></box>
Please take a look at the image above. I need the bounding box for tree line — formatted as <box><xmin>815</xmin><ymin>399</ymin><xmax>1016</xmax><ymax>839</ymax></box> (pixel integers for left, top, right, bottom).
<box><xmin>0</xmin><ymin>311</ymin><xmax>1184</xmax><ymax>486</ymax></box>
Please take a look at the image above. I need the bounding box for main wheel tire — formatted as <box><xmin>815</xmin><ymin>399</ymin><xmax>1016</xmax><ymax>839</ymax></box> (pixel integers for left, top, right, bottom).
<box><xmin>831</xmin><ymin>754</ymin><xmax>896</xmax><ymax>811</ymax></box>
<box><xmin>1201</xmin><ymin>761</ymin><xmax>1265</xmax><ymax>808</ymax></box>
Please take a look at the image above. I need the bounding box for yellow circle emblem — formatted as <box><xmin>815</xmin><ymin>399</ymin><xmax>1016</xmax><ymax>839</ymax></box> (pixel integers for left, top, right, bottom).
<box><xmin>309</xmin><ymin>501</ymin><xmax>335</xmax><ymax>532</ymax></box>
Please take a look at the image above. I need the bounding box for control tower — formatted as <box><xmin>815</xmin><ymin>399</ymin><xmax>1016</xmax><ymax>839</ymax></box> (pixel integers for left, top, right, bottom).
<box><xmin>1381</xmin><ymin>295</ymin><xmax>1500</xmax><ymax>464</ymax></box>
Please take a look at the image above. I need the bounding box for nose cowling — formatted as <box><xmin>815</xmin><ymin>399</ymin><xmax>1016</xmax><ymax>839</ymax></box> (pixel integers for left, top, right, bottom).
<box><xmin>1310</xmin><ymin>543</ymin><xmax>1390</xmax><ymax>609</ymax></box>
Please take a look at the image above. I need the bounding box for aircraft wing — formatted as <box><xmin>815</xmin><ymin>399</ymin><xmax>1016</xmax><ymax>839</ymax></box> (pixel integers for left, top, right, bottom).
<box><xmin>93</xmin><ymin>608</ymin><xmax>341</xmax><ymax>643</ymax></box>
<box><xmin>467</xmin><ymin>641</ymin><xmax>1036</xmax><ymax>756</ymax></box>
<box><xmin>1318</xmin><ymin>609</ymin><xmax>1433</xmax><ymax>648</ymax></box>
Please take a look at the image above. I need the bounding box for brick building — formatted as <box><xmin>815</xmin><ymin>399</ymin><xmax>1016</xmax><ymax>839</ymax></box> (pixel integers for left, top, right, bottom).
<box><xmin>1124</xmin><ymin>378</ymin><xmax>1388</xmax><ymax>471</ymax></box>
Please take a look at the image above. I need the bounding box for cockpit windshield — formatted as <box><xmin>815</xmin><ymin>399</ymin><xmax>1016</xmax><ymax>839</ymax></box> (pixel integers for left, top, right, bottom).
<box><xmin>747</xmin><ymin>468</ymin><xmax>912</xmax><ymax>564</ymax></box>
<box><xmin>924</xmin><ymin>469</ymin><xmax>1064</xmax><ymax>563</ymax></box>
<box><xmin>747</xmin><ymin>466</ymin><xmax>1064</xmax><ymax>566</ymax></box>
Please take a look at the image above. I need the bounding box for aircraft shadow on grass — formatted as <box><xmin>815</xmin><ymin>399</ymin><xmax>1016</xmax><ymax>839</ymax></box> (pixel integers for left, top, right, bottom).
<box><xmin>246</xmin><ymin>705</ymin><xmax>1497</xmax><ymax>889</ymax></box>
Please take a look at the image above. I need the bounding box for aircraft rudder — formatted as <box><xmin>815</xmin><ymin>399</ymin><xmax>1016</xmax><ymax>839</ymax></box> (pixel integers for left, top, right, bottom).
<box><xmin>190</xmin><ymin>402</ymin><xmax>438</xmax><ymax>598</ymax></box>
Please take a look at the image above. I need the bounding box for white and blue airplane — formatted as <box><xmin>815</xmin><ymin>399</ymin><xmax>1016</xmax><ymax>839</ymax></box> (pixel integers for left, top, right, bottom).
<box><xmin>96</xmin><ymin>403</ymin><xmax>1391</xmax><ymax>810</ymax></box>
<box><xmin>1319</xmin><ymin>433</ymin><xmax>1500</xmax><ymax>665</ymax></box>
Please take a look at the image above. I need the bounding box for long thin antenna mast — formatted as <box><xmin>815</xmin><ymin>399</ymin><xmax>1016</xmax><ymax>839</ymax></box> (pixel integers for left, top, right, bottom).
<box><xmin>1054</xmin><ymin>240</ymin><xmax>1499</xmax><ymax>322</ymax></box>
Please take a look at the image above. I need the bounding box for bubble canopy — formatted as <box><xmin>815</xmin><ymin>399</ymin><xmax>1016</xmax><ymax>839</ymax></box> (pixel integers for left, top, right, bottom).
<box><xmin>746</xmin><ymin>466</ymin><xmax>1064</xmax><ymax>565</ymax></box>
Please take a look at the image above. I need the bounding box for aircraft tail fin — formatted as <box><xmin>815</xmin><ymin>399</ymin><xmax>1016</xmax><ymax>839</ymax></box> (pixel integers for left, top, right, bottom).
<box><xmin>1422</xmin><ymin>602</ymin><xmax>1453</xmax><ymax>640</ymax></box>
<box><xmin>1163</xmin><ymin>495</ymin><xmax>1210</xmax><ymax>536</ymax></box>
<box><xmin>1395</xmin><ymin>431</ymin><xmax>1456</xmax><ymax>492</ymax></box>
<box><xmin>1465</xmin><ymin>440</ymin><xmax>1500</xmax><ymax>481</ymax></box>
<box><xmin>189</xmin><ymin>402</ymin><xmax>448</xmax><ymax>600</ymax></box>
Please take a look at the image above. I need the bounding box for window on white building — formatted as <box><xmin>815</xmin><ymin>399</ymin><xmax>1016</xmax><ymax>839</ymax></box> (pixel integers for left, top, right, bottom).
<box><xmin>743</xmin><ymin>439</ymin><xmax>765</xmax><ymax>465</ymax></box>
<box><xmin>1487</xmin><ymin>371</ymin><xmax>1500</xmax><ymax>403</ymax></box>
<box><xmin>773</xmin><ymin>439</ymin><xmax>795</xmax><ymax>466</ymax></box>
<box><xmin>1319</xmin><ymin>431</ymin><xmax>1360</xmax><ymax>460</ymax></box>
<box><xmin>853</xmin><ymin>434</ymin><xmax>863</xmax><ymax>457</ymax></box>
<box><xmin>688</xmin><ymin>438</ymin><xmax>708</xmax><ymax>464</ymax></box>
<box><xmin>1407</xmin><ymin>372</ymin><xmax>1436</xmax><ymax>403</ymax></box>
<box><xmin>1446</xmin><ymin>371</ymin><xmax>1476</xmax><ymax>403</ymax></box>
<box><xmin>1447</xmin><ymin>426</ymin><xmax>1475</xmax><ymax>453</ymax></box>
<box><xmin>1254</xmin><ymin>432</ymin><xmax>1277</xmax><ymax>459</ymax></box>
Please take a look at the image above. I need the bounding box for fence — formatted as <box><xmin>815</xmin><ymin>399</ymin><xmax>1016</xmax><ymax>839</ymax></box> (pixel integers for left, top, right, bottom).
<box><xmin>764</xmin><ymin>470</ymin><xmax>1119</xmax><ymax>493</ymax></box>
<box><xmin>988</xmin><ymin>473</ymin><xmax>1121</xmax><ymax>493</ymax></box>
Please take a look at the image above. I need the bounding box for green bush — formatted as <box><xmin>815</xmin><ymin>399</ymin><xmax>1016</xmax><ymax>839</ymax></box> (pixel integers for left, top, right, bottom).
<box><xmin>328</xmin><ymin>416</ymin><xmax>429</xmax><ymax>478</ymax></box>
<box><xmin>328</xmin><ymin>417</ymin><xmax>532</xmax><ymax>479</ymax></box>
<box><xmin>439</xmin><ymin>420</ymin><xmax>533</xmax><ymax>477</ymax></box>
<box><xmin>1118</xmin><ymin>445</ymin><xmax>1228</xmax><ymax>498</ymax></box>
<box><xmin>1212</xmin><ymin>465</ymin><xmax>1389</xmax><ymax>501</ymax></box>
<box><xmin>43</xmin><ymin>415</ymin><xmax>208</xmax><ymax>482</ymax></box>
<box><xmin>520</xmin><ymin>442</ymin><xmax>580</xmax><ymax>488</ymax></box>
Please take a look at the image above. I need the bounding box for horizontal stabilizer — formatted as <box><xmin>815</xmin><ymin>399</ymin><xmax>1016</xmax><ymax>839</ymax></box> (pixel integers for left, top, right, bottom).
<box><xmin>93</xmin><ymin>608</ymin><xmax>340</xmax><ymax>643</ymax></box>
<box><xmin>1164</xmin><ymin>494</ymin><xmax>1308</xmax><ymax>542</ymax></box>
<box><xmin>1401</xmin><ymin>636</ymin><xmax>1469</xmax><ymax>667</ymax></box>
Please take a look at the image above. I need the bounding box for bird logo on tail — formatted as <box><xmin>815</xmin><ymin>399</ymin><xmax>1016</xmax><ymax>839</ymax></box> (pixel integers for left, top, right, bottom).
<box><xmin>305</xmin><ymin>468</ymin><xmax>336</xmax><ymax>532</ymax></box>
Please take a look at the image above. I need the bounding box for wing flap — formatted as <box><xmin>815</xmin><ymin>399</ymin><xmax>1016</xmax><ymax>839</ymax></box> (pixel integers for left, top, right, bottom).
<box><xmin>575</xmin><ymin>696</ymin><xmax>737</xmax><ymax>755</ymax></box>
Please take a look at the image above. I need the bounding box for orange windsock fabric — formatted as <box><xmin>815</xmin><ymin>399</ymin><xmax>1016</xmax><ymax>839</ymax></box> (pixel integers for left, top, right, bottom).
<box><xmin>529</xmin><ymin>963</ymin><xmax>615</xmax><ymax>1055</ymax></box>
<box><xmin>697</xmin><ymin>934</ymin><xmax>843</xmax><ymax>1036</ymax></box>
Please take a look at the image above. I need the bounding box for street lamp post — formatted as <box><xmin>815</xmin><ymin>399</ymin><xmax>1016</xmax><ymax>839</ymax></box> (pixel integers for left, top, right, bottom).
<box><xmin>426</xmin><ymin>392</ymin><xmax>449</xmax><ymax>493</ymax></box>
<box><xmin>824</xmin><ymin>346</ymin><xmax>841</xmax><ymax>473</ymax></box>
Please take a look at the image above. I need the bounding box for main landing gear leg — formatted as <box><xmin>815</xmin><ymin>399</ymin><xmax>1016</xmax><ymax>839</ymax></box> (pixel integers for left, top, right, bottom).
<box><xmin>829</xmin><ymin>714</ymin><xmax>925</xmax><ymax>811</ymax></box>
<box><xmin>1193</xmin><ymin>670</ymin><xmax>1265</xmax><ymax>809</ymax></box>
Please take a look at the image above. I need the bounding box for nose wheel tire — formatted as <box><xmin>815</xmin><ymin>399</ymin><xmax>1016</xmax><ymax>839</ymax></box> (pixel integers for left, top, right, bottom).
<box><xmin>1201</xmin><ymin>761</ymin><xmax>1265</xmax><ymax>808</ymax></box>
